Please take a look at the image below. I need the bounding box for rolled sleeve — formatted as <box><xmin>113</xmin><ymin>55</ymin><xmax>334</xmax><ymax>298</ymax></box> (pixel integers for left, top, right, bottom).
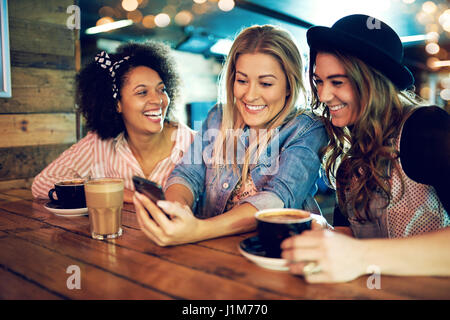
<box><xmin>164</xmin><ymin>176</ymin><xmax>196</xmax><ymax>201</ymax></box>
<box><xmin>241</xmin><ymin>191</ymin><xmax>284</xmax><ymax>211</ymax></box>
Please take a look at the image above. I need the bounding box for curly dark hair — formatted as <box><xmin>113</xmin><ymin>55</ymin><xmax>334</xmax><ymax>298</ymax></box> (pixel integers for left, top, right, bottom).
<box><xmin>76</xmin><ymin>41</ymin><xmax>181</xmax><ymax>139</ymax></box>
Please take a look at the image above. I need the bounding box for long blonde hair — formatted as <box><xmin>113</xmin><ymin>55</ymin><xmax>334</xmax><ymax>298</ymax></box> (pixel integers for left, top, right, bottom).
<box><xmin>213</xmin><ymin>25</ymin><xmax>306</xmax><ymax>182</ymax></box>
<box><xmin>309</xmin><ymin>49</ymin><xmax>423</xmax><ymax>221</ymax></box>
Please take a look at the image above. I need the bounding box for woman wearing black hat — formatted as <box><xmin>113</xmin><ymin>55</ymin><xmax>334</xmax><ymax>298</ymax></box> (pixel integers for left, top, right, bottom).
<box><xmin>281</xmin><ymin>14</ymin><xmax>450</xmax><ymax>283</ymax></box>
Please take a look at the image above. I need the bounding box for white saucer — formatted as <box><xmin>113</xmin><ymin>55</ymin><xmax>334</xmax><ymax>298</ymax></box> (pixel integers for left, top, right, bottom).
<box><xmin>238</xmin><ymin>236</ymin><xmax>289</xmax><ymax>271</ymax></box>
<box><xmin>44</xmin><ymin>202</ymin><xmax>88</xmax><ymax>217</ymax></box>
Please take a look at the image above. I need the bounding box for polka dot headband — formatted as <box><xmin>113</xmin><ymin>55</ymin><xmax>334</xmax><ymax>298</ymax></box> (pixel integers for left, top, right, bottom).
<box><xmin>94</xmin><ymin>51</ymin><xmax>130</xmax><ymax>99</ymax></box>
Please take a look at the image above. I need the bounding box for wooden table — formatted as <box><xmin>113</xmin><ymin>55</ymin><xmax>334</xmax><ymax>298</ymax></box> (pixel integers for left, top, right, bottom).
<box><xmin>1</xmin><ymin>188</ymin><xmax>449</xmax><ymax>302</ymax></box>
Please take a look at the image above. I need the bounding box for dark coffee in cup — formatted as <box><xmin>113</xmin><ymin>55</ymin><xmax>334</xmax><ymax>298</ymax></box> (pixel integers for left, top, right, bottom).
<box><xmin>48</xmin><ymin>179</ymin><xmax>86</xmax><ymax>209</ymax></box>
<box><xmin>255</xmin><ymin>209</ymin><xmax>312</xmax><ymax>258</ymax></box>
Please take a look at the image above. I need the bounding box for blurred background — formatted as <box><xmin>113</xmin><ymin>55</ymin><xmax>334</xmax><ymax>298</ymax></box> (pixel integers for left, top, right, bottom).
<box><xmin>77</xmin><ymin>0</ymin><xmax>450</xmax><ymax>113</ymax></box>
<box><xmin>1</xmin><ymin>0</ymin><xmax>449</xmax><ymax>220</ymax></box>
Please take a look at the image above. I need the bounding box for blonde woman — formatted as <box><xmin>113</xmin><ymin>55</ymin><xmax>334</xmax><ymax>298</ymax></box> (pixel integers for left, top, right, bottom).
<box><xmin>282</xmin><ymin>15</ymin><xmax>450</xmax><ymax>283</ymax></box>
<box><xmin>133</xmin><ymin>25</ymin><xmax>328</xmax><ymax>246</ymax></box>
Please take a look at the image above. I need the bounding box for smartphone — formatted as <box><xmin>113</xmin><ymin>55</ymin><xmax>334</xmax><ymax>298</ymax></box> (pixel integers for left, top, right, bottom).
<box><xmin>132</xmin><ymin>176</ymin><xmax>165</xmax><ymax>203</ymax></box>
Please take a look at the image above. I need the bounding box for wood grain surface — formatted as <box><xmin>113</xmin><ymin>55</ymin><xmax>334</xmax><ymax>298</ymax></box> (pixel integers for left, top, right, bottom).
<box><xmin>0</xmin><ymin>188</ymin><xmax>449</xmax><ymax>301</ymax></box>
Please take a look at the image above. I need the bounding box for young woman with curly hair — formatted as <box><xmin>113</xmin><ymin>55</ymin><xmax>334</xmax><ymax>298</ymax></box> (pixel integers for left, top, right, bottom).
<box><xmin>281</xmin><ymin>14</ymin><xmax>450</xmax><ymax>283</ymax></box>
<box><xmin>32</xmin><ymin>42</ymin><xmax>195</xmax><ymax>203</ymax></box>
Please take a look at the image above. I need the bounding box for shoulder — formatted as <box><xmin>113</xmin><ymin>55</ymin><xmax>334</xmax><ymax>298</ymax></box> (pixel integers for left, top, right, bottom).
<box><xmin>176</xmin><ymin>121</ymin><xmax>196</xmax><ymax>137</ymax></box>
<box><xmin>402</xmin><ymin>106</ymin><xmax>449</xmax><ymax>142</ymax></box>
<box><xmin>172</xmin><ymin>121</ymin><xmax>196</xmax><ymax>150</ymax></box>
<box><xmin>399</xmin><ymin>106</ymin><xmax>449</xmax><ymax>183</ymax></box>
<box><xmin>404</xmin><ymin>106</ymin><xmax>449</xmax><ymax>128</ymax></box>
<box><xmin>73</xmin><ymin>131</ymin><xmax>103</xmax><ymax>146</ymax></box>
<box><xmin>204</xmin><ymin>104</ymin><xmax>223</xmax><ymax>129</ymax></box>
<box><xmin>282</xmin><ymin>109</ymin><xmax>326</xmax><ymax>136</ymax></box>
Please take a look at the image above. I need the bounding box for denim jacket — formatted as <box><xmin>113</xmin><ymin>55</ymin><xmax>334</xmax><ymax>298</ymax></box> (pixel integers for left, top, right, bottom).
<box><xmin>165</xmin><ymin>105</ymin><xmax>328</xmax><ymax>218</ymax></box>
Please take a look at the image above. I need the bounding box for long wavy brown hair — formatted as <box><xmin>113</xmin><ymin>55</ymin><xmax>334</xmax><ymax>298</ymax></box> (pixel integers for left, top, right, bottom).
<box><xmin>309</xmin><ymin>49</ymin><xmax>422</xmax><ymax>222</ymax></box>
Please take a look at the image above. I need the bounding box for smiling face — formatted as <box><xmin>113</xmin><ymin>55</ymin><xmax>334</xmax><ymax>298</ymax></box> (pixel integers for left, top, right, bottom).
<box><xmin>117</xmin><ymin>66</ymin><xmax>170</xmax><ymax>135</ymax></box>
<box><xmin>233</xmin><ymin>53</ymin><xmax>289</xmax><ymax>130</ymax></box>
<box><xmin>313</xmin><ymin>52</ymin><xmax>360</xmax><ymax>127</ymax></box>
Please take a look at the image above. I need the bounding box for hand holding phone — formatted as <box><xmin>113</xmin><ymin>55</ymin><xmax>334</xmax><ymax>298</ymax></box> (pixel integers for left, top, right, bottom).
<box><xmin>132</xmin><ymin>176</ymin><xmax>170</xmax><ymax>218</ymax></box>
<box><xmin>132</xmin><ymin>176</ymin><xmax>165</xmax><ymax>203</ymax></box>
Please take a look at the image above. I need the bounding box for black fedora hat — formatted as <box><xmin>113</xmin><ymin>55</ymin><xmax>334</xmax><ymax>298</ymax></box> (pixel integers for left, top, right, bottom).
<box><xmin>307</xmin><ymin>14</ymin><xmax>414</xmax><ymax>90</ymax></box>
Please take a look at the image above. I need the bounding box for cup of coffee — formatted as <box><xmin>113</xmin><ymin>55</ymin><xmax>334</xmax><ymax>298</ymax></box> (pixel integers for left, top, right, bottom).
<box><xmin>255</xmin><ymin>208</ymin><xmax>312</xmax><ymax>258</ymax></box>
<box><xmin>48</xmin><ymin>179</ymin><xmax>86</xmax><ymax>209</ymax></box>
<box><xmin>85</xmin><ymin>178</ymin><xmax>124</xmax><ymax>240</ymax></box>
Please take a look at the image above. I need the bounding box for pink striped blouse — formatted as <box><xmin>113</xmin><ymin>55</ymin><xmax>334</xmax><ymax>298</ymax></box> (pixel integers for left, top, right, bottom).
<box><xmin>32</xmin><ymin>122</ymin><xmax>195</xmax><ymax>199</ymax></box>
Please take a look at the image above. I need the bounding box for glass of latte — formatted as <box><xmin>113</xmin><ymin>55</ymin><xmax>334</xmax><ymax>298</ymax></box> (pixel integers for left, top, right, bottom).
<box><xmin>85</xmin><ymin>178</ymin><xmax>124</xmax><ymax>240</ymax></box>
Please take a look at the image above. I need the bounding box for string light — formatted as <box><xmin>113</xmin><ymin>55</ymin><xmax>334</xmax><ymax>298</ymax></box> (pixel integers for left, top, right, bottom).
<box><xmin>218</xmin><ymin>0</ymin><xmax>235</xmax><ymax>12</ymax></box>
<box><xmin>440</xmin><ymin>88</ymin><xmax>450</xmax><ymax>100</ymax></box>
<box><xmin>96</xmin><ymin>17</ymin><xmax>114</xmax><ymax>26</ymax></box>
<box><xmin>127</xmin><ymin>10</ymin><xmax>143</xmax><ymax>23</ymax></box>
<box><xmin>425</xmin><ymin>42</ymin><xmax>440</xmax><ymax>55</ymax></box>
<box><xmin>422</xmin><ymin>1</ymin><xmax>437</xmax><ymax>14</ymax></box>
<box><xmin>122</xmin><ymin>0</ymin><xmax>139</xmax><ymax>12</ymax></box>
<box><xmin>175</xmin><ymin>11</ymin><xmax>194</xmax><ymax>26</ymax></box>
<box><xmin>142</xmin><ymin>15</ymin><xmax>156</xmax><ymax>28</ymax></box>
<box><xmin>154</xmin><ymin>13</ymin><xmax>171</xmax><ymax>27</ymax></box>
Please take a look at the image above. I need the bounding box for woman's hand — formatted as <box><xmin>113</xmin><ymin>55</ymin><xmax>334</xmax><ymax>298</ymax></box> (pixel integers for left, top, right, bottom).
<box><xmin>309</xmin><ymin>213</ymin><xmax>333</xmax><ymax>230</ymax></box>
<box><xmin>133</xmin><ymin>191</ymin><xmax>202</xmax><ymax>246</ymax></box>
<box><xmin>281</xmin><ymin>229</ymin><xmax>367</xmax><ymax>283</ymax></box>
<box><xmin>124</xmin><ymin>188</ymin><xmax>135</xmax><ymax>203</ymax></box>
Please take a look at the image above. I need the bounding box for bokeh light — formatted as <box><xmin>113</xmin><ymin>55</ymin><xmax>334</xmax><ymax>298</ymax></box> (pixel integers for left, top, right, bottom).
<box><xmin>127</xmin><ymin>10</ymin><xmax>143</xmax><ymax>23</ymax></box>
<box><xmin>218</xmin><ymin>0</ymin><xmax>235</xmax><ymax>12</ymax></box>
<box><xmin>425</xmin><ymin>42</ymin><xmax>440</xmax><ymax>55</ymax></box>
<box><xmin>420</xmin><ymin>86</ymin><xmax>431</xmax><ymax>99</ymax></box>
<box><xmin>422</xmin><ymin>1</ymin><xmax>437</xmax><ymax>14</ymax></box>
<box><xmin>142</xmin><ymin>15</ymin><xmax>156</xmax><ymax>28</ymax></box>
<box><xmin>99</xmin><ymin>6</ymin><xmax>115</xmax><ymax>17</ymax></box>
<box><xmin>440</xmin><ymin>88</ymin><xmax>450</xmax><ymax>101</ymax></box>
<box><xmin>96</xmin><ymin>17</ymin><xmax>114</xmax><ymax>26</ymax></box>
<box><xmin>155</xmin><ymin>13</ymin><xmax>171</xmax><ymax>27</ymax></box>
<box><xmin>122</xmin><ymin>0</ymin><xmax>139</xmax><ymax>12</ymax></box>
<box><xmin>175</xmin><ymin>11</ymin><xmax>194</xmax><ymax>26</ymax></box>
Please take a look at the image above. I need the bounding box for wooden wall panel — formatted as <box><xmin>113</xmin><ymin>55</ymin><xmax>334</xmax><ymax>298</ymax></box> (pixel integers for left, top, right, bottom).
<box><xmin>9</xmin><ymin>19</ymin><xmax>74</xmax><ymax>57</ymax></box>
<box><xmin>8</xmin><ymin>0</ymin><xmax>73</xmax><ymax>25</ymax></box>
<box><xmin>0</xmin><ymin>144</ymin><xmax>72</xmax><ymax>182</ymax></box>
<box><xmin>0</xmin><ymin>67</ymin><xmax>76</xmax><ymax>113</ymax></box>
<box><xmin>0</xmin><ymin>114</ymin><xmax>76</xmax><ymax>148</ymax></box>
<box><xmin>0</xmin><ymin>179</ymin><xmax>33</xmax><ymax>191</ymax></box>
<box><xmin>10</xmin><ymin>50</ymin><xmax>75</xmax><ymax>70</ymax></box>
<box><xmin>0</xmin><ymin>0</ymin><xmax>78</xmax><ymax>189</ymax></box>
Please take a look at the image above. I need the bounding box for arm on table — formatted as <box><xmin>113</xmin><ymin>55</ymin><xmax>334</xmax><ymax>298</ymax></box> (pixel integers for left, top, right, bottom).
<box><xmin>360</xmin><ymin>227</ymin><xmax>450</xmax><ymax>277</ymax></box>
<box><xmin>133</xmin><ymin>183</ymin><xmax>257</xmax><ymax>246</ymax></box>
<box><xmin>281</xmin><ymin>227</ymin><xmax>450</xmax><ymax>283</ymax></box>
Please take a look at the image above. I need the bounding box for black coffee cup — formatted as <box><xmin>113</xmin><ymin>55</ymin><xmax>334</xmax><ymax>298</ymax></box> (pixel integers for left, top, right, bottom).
<box><xmin>255</xmin><ymin>208</ymin><xmax>312</xmax><ymax>258</ymax></box>
<box><xmin>48</xmin><ymin>179</ymin><xmax>86</xmax><ymax>209</ymax></box>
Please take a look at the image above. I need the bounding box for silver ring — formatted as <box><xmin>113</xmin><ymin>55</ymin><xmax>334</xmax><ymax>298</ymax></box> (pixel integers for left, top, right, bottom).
<box><xmin>303</xmin><ymin>261</ymin><xmax>322</xmax><ymax>276</ymax></box>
